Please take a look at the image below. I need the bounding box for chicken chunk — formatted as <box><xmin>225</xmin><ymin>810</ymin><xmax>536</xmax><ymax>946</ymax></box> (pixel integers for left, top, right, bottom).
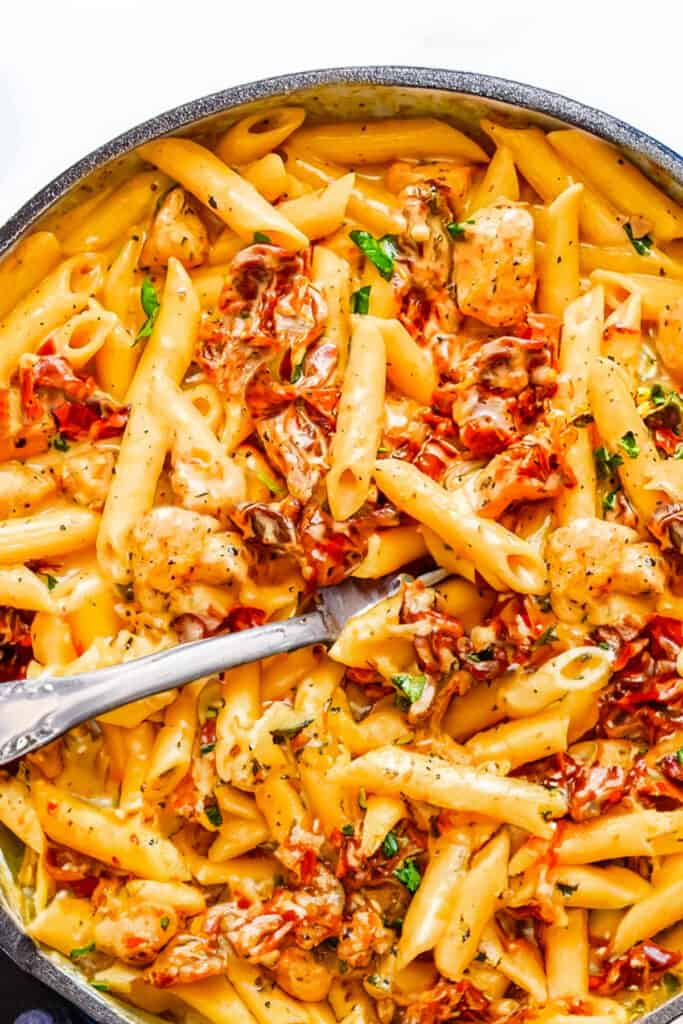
<box><xmin>130</xmin><ymin>506</ymin><xmax>247</xmax><ymax>594</ymax></box>
<box><xmin>140</xmin><ymin>187</ymin><xmax>209</xmax><ymax>270</ymax></box>
<box><xmin>94</xmin><ymin>901</ymin><xmax>178</xmax><ymax>966</ymax></box>
<box><xmin>547</xmin><ymin>517</ymin><xmax>667</xmax><ymax>625</ymax></box>
<box><xmin>455</xmin><ymin>203</ymin><xmax>536</xmax><ymax>327</ymax></box>
<box><xmin>59</xmin><ymin>446</ymin><xmax>115</xmax><ymax>510</ymax></box>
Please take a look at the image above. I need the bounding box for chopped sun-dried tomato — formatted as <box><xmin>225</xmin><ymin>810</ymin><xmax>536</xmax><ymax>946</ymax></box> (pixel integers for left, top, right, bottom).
<box><xmin>590</xmin><ymin>941</ymin><xmax>681</xmax><ymax>995</ymax></box>
<box><xmin>0</xmin><ymin>607</ymin><xmax>35</xmax><ymax>682</ymax></box>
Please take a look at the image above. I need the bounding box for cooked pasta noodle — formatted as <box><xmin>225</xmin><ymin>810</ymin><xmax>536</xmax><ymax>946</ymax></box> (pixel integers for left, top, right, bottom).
<box><xmin>0</xmin><ymin>104</ymin><xmax>682</xmax><ymax>1024</ymax></box>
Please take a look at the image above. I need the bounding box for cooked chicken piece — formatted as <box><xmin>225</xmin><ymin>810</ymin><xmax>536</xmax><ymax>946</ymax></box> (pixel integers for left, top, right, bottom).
<box><xmin>130</xmin><ymin>506</ymin><xmax>246</xmax><ymax>594</ymax></box>
<box><xmin>547</xmin><ymin>517</ymin><xmax>667</xmax><ymax>625</ymax></box>
<box><xmin>59</xmin><ymin>446</ymin><xmax>115</xmax><ymax>510</ymax></box>
<box><xmin>141</xmin><ymin>187</ymin><xmax>209</xmax><ymax>270</ymax></box>
<box><xmin>454</xmin><ymin>203</ymin><xmax>536</xmax><ymax>327</ymax></box>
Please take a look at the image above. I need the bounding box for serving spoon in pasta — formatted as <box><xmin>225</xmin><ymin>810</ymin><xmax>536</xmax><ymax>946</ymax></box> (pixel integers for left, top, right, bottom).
<box><xmin>0</xmin><ymin>564</ymin><xmax>446</xmax><ymax>767</ymax></box>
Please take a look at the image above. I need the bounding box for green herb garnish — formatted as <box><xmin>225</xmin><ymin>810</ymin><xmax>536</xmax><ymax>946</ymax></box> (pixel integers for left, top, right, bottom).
<box><xmin>291</xmin><ymin>360</ymin><xmax>304</xmax><ymax>383</ymax></box>
<box><xmin>341</xmin><ymin>824</ymin><xmax>355</xmax><ymax>836</ymax></box>
<box><xmin>42</xmin><ymin>573</ymin><xmax>58</xmax><ymax>591</ymax></box>
<box><xmin>382</xmin><ymin>831</ymin><xmax>400</xmax><ymax>858</ymax></box>
<box><xmin>535</xmin><ymin>626</ymin><xmax>559</xmax><ymax>647</ymax></box>
<box><xmin>253</xmin><ymin>231</ymin><xmax>272</xmax><ymax>244</ymax></box>
<box><xmin>349</xmin><ymin>230</ymin><xmax>398</xmax><ymax>280</ymax></box>
<box><xmin>255</xmin><ymin>469</ymin><xmax>282</xmax><ymax>495</ymax></box>
<box><xmin>394</xmin><ymin>859</ymin><xmax>422</xmax><ymax>894</ymax></box>
<box><xmin>204</xmin><ymin>803</ymin><xmax>223</xmax><ymax>827</ymax></box>
<box><xmin>391</xmin><ymin>673</ymin><xmax>426</xmax><ymax>705</ymax></box>
<box><xmin>160</xmin><ymin>915</ymin><xmax>170</xmax><ymax>930</ymax></box>
<box><xmin>624</xmin><ymin>222</ymin><xmax>653</xmax><ymax>256</ymax></box>
<box><xmin>70</xmin><ymin>943</ymin><xmax>95</xmax><ymax>960</ymax></box>
<box><xmin>50</xmin><ymin>432</ymin><xmax>70</xmax><ymax>452</ymax></box>
<box><xmin>135</xmin><ymin>278</ymin><xmax>160</xmax><ymax>343</ymax></box>
<box><xmin>594</xmin><ymin>446</ymin><xmax>623</xmax><ymax>479</ymax></box>
<box><xmin>618</xmin><ymin>430</ymin><xmax>640</xmax><ymax>459</ymax></box>
<box><xmin>351</xmin><ymin>285</ymin><xmax>371</xmax><ymax>315</ymax></box>
<box><xmin>270</xmin><ymin>719</ymin><xmax>313</xmax><ymax>744</ymax></box>
<box><xmin>200</xmin><ymin>742</ymin><xmax>216</xmax><ymax>756</ymax></box>
<box><xmin>602</xmin><ymin>488</ymin><xmax>620</xmax><ymax>513</ymax></box>
<box><xmin>468</xmin><ymin>647</ymin><xmax>495</xmax><ymax>663</ymax></box>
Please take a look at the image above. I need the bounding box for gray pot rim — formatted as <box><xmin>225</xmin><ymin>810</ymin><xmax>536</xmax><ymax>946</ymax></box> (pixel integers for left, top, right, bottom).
<box><xmin>1</xmin><ymin>64</ymin><xmax>683</xmax><ymax>1024</ymax></box>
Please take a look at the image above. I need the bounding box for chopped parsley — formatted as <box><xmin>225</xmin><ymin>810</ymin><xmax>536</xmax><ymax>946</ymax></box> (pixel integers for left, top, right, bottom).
<box><xmin>200</xmin><ymin>742</ymin><xmax>216</xmax><ymax>756</ymax></box>
<box><xmin>270</xmin><ymin>719</ymin><xmax>313</xmax><ymax>744</ymax></box>
<box><xmin>602</xmin><ymin>488</ymin><xmax>620</xmax><ymax>513</ymax></box>
<box><xmin>394</xmin><ymin>858</ymin><xmax>422</xmax><ymax>894</ymax></box>
<box><xmin>91</xmin><ymin>982</ymin><xmax>109</xmax><ymax>992</ymax></box>
<box><xmin>676</xmin><ymin>748</ymin><xmax>683</xmax><ymax>765</ymax></box>
<box><xmin>535</xmin><ymin>626</ymin><xmax>559</xmax><ymax>647</ymax></box>
<box><xmin>291</xmin><ymin>359</ymin><xmax>304</xmax><ymax>383</ymax></box>
<box><xmin>556</xmin><ymin>881</ymin><xmax>579</xmax><ymax>896</ymax></box>
<box><xmin>366</xmin><ymin>974</ymin><xmax>391</xmax><ymax>990</ymax></box>
<box><xmin>50</xmin><ymin>432</ymin><xmax>70</xmax><ymax>452</ymax></box>
<box><xmin>675</xmin><ymin>447</ymin><xmax>683</xmax><ymax>460</ymax></box>
<box><xmin>204</xmin><ymin>802</ymin><xmax>223</xmax><ymax>827</ymax></box>
<box><xmin>624</xmin><ymin>222</ymin><xmax>653</xmax><ymax>256</ymax></box>
<box><xmin>160</xmin><ymin>915</ymin><xmax>171</xmax><ymax>930</ymax></box>
<box><xmin>594</xmin><ymin>445</ymin><xmax>623</xmax><ymax>479</ymax></box>
<box><xmin>349</xmin><ymin>230</ymin><xmax>398</xmax><ymax>279</ymax></box>
<box><xmin>255</xmin><ymin>469</ymin><xmax>282</xmax><ymax>495</ymax></box>
<box><xmin>618</xmin><ymin>430</ymin><xmax>640</xmax><ymax>459</ymax></box>
<box><xmin>447</xmin><ymin>220</ymin><xmax>474</xmax><ymax>239</ymax></box>
<box><xmin>341</xmin><ymin>824</ymin><xmax>355</xmax><ymax>837</ymax></box>
<box><xmin>253</xmin><ymin>231</ymin><xmax>272</xmax><ymax>244</ymax></box>
<box><xmin>381</xmin><ymin>831</ymin><xmax>400</xmax><ymax>858</ymax></box>
<box><xmin>391</xmin><ymin>673</ymin><xmax>426</xmax><ymax>706</ymax></box>
<box><xmin>70</xmin><ymin>943</ymin><xmax>95</xmax><ymax>960</ymax></box>
<box><xmin>135</xmin><ymin>277</ymin><xmax>160</xmax><ymax>343</ymax></box>
<box><xmin>42</xmin><ymin>573</ymin><xmax>58</xmax><ymax>591</ymax></box>
<box><xmin>351</xmin><ymin>285</ymin><xmax>371</xmax><ymax>314</ymax></box>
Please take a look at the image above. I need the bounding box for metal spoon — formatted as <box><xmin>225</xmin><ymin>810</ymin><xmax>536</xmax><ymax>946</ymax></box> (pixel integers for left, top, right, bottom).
<box><xmin>0</xmin><ymin>566</ymin><xmax>446</xmax><ymax>766</ymax></box>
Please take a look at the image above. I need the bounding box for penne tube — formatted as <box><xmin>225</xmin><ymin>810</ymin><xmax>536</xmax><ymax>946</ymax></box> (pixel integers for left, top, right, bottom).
<box><xmin>499</xmin><ymin>646</ymin><xmax>613</xmax><ymax>718</ymax></box>
<box><xmin>331</xmin><ymin>747</ymin><xmax>566</xmax><ymax>837</ymax></box>
<box><xmin>0</xmin><ymin>231</ymin><xmax>61</xmax><ymax>319</ymax></box>
<box><xmin>361</xmin><ymin>260</ymin><xmax>399</xmax><ymax>318</ymax></box>
<box><xmin>468</xmin><ymin>144</ymin><xmax>519</xmax><ymax>211</ymax></box>
<box><xmin>545</xmin><ymin>908</ymin><xmax>589</xmax><ymax>998</ymax></box>
<box><xmin>0</xmin><ymin>565</ymin><xmax>57</xmax><ymax>613</ymax></box>
<box><xmin>32</xmin><ymin>778</ymin><xmax>189</xmax><ymax>881</ymax></box>
<box><xmin>537</xmin><ymin>183</ymin><xmax>582</xmax><ymax>317</ymax></box>
<box><xmin>548</xmin><ymin>129</ymin><xmax>683</xmax><ymax>241</ymax></box>
<box><xmin>551</xmin><ymin>809</ymin><xmax>683</xmax><ymax>866</ymax></box>
<box><xmin>283</xmin><ymin>145</ymin><xmax>406</xmax><ymax>236</ymax></box>
<box><xmin>208</xmin><ymin>815</ymin><xmax>270</xmax><ymax>861</ymax></box>
<box><xmin>27</xmin><ymin>894</ymin><xmax>96</xmax><ymax>957</ymax></box>
<box><xmin>138</xmin><ymin>138</ymin><xmax>307</xmax><ymax>250</ymax></box>
<box><xmin>590</xmin><ymin>268</ymin><xmax>683</xmax><ymax>319</ymax></box>
<box><xmin>481</xmin><ymin>120</ymin><xmax>625</xmax><ymax>244</ymax></box>
<box><xmin>175</xmin><ymin>976</ymin><xmax>258</xmax><ymax>1024</ymax></box>
<box><xmin>0</xmin><ymin>503</ymin><xmax>99</xmax><ymax>564</ymax></box>
<box><xmin>311</xmin><ymin>244</ymin><xmax>351</xmax><ymax>374</ymax></box>
<box><xmin>0</xmin><ymin>776</ymin><xmax>45</xmax><ymax>853</ymax></box>
<box><xmin>396</xmin><ymin>827</ymin><xmax>471</xmax><ymax>969</ymax></box>
<box><xmin>61</xmin><ymin>171</ymin><xmax>169</xmax><ymax>254</ymax></box>
<box><xmin>367</xmin><ymin>316</ymin><xmax>437</xmax><ymax>404</ymax></box>
<box><xmin>549</xmin><ymin>865</ymin><xmax>652</xmax><ymax>909</ymax></box>
<box><xmin>443</xmin><ymin>677</ymin><xmax>508</xmax><ymax>742</ymax></box>
<box><xmin>479</xmin><ymin>922</ymin><xmax>547</xmax><ymax>1004</ymax></box>
<box><xmin>241</xmin><ymin>152</ymin><xmax>289</xmax><ymax>201</ymax></box>
<box><xmin>277</xmin><ymin>173</ymin><xmax>355</xmax><ymax>240</ymax></box>
<box><xmin>216</xmin><ymin>107</ymin><xmax>307</xmax><ymax>165</ymax></box>
<box><xmin>360</xmin><ymin>794</ymin><xmax>406</xmax><ymax>858</ymax></box>
<box><xmin>465</xmin><ymin>704</ymin><xmax>570</xmax><ymax>771</ymax></box>
<box><xmin>589</xmin><ymin>355</ymin><xmax>665</xmax><ymax>524</ymax></box>
<box><xmin>435</xmin><ymin>831</ymin><xmax>510</xmax><ymax>979</ymax></box>
<box><xmin>227</xmin><ymin>957</ymin><xmax>310</xmax><ymax>1024</ymax></box>
<box><xmin>209</xmin><ymin>229</ymin><xmax>244</xmax><ymax>266</ymax></box>
<box><xmin>352</xmin><ymin>525</ymin><xmax>429</xmax><ymax>578</ymax></box>
<box><xmin>291</xmin><ymin>118</ymin><xmax>488</xmax><ymax>164</ymax></box>
<box><xmin>327</xmin><ymin>317</ymin><xmax>386</xmax><ymax>520</ymax></box>
<box><xmin>0</xmin><ymin>254</ymin><xmax>103</xmax><ymax>385</ymax></box>
<box><xmin>373</xmin><ymin>459</ymin><xmax>548</xmax><ymax>594</ymax></box>
<box><xmin>611</xmin><ymin>879</ymin><xmax>683</xmax><ymax>955</ymax></box>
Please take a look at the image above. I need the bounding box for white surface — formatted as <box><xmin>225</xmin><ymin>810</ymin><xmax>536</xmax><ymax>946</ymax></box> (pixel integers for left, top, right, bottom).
<box><xmin>2</xmin><ymin>0</ymin><xmax>681</xmax><ymax>225</ymax></box>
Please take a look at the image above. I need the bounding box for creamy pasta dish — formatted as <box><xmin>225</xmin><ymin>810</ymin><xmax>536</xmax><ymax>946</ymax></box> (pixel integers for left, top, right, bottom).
<box><xmin>3</xmin><ymin>106</ymin><xmax>683</xmax><ymax>1024</ymax></box>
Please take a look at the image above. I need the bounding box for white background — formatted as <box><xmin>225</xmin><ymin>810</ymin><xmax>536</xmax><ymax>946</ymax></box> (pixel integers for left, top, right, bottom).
<box><xmin>2</xmin><ymin>0</ymin><xmax>681</xmax><ymax>226</ymax></box>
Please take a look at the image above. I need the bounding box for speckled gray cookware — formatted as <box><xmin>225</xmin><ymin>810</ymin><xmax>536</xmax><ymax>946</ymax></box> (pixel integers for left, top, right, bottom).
<box><xmin>1</xmin><ymin>66</ymin><xmax>682</xmax><ymax>1024</ymax></box>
